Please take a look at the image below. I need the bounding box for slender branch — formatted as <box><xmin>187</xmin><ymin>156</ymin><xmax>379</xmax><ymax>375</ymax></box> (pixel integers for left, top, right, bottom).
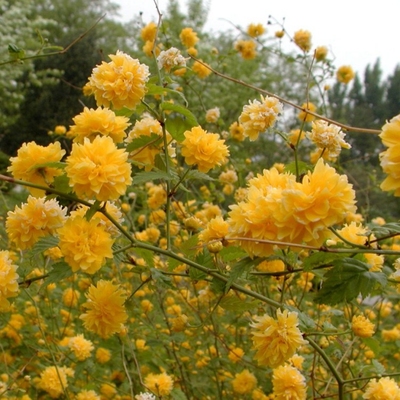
<box><xmin>189</xmin><ymin>56</ymin><xmax>380</xmax><ymax>134</ymax></box>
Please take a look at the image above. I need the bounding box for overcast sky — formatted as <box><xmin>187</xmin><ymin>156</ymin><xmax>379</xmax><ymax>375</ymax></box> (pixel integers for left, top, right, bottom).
<box><xmin>114</xmin><ymin>0</ymin><xmax>400</xmax><ymax>78</ymax></box>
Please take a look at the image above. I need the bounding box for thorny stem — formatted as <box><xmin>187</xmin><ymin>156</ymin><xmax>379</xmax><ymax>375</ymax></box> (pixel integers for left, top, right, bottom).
<box><xmin>189</xmin><ymin>56</ymin><xmax>380</xmax><ymax>134</ymax></box>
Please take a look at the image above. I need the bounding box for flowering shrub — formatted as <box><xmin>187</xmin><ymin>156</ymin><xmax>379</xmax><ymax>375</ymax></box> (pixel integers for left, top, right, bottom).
<box><xmin>0</xmin><ymin>5</ymin><xmax>400</xmax><ymax>400</ymax></box>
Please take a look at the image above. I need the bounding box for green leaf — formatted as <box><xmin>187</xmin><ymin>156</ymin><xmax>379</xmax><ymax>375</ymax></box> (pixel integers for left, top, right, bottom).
<box><xmin>27</xmin><ymin>161</ymin><xmax>65</xmax><ymax>173</ymax></box>
<box><xmin>146</xmin><ymin>83</ymin><xmax>188</xmax><ymax>106</ymax></box>
<box><xmin>131</xmin><ymin>170</ymin><xmax>175</xmax><ymax>186</ymax></box>
<box><xmin>284</xmin><ymin>161</ymin><xmax>311</xmax><ymax>177</ymax></box>
<box><xmin>194</xmin><ymin>249</ymin><xmax>215</xmax><ymax>270</ymax></box>
<box><xmin>303</xmin><ymin>251</ymin><xmax>347</xmax><ymax>272</ymax></box>
<box><xmin>161</xmin><ymin>102</ymin><xmax>198</xmax><ymax>127</ymax></box>
<box><xmin>225</xmin><ymin>257</ymin><xmax>256</xmax><ymax>292</ymax></box>
<box><xmin>371</xmin><ymin>359</ymin><xmax>386</xmax><ymax>375</ymax></box>
<box><xmin>179</xmin><ymin>234</ymin><xmax>200</xmax><ymax>258</ymax></box>
<box><xmin>43</xmin><ymin>261</ymin><xmax>73</xmax><ymax>287</ymax></box>
<box><xmin>84</xmin><ymin>200</ymin><xmax>101</xmax><ymax>222</ymax></box>
<box><xmin>315</xmin><ymin>258</ymin><xmax>387</xmax><ymax>305</ymax></box>
<box><xmin>53</xmin><ymin>174</ymin><xmax>72</xmax><ymax>194</ymax></box>
<box><xmin>362</xmin><ymin>337</ymin><xmax>381</xmax><ymax>355</ymax></box>
<box><xmin>114</xmin><ymin>107</ymin><xmax>134</xmax><ymax>118</ymax></box>
<box><xmin>186</xmin><ymin>170</ymin><xmax>215</xmax><ymax>182</ymax></box>
<box><xmin>150</xmin><ymin>267</ymin><xmax>175</xmax><ymax>290</ymax></box>
<box><xmin>169</xmin><ymin>388</ymin><xmax>188</xmax><ymax>400</ymax></box>
<box><xmin>31</xmin><ymin>236</ymin><xmax>60</xmax><ymax>257</ymax></box>
<box><xmin>369</xmin><ymin>222</ymin><xmax>400</xmax><ymax>240</ymax></box>
<box><xmin>126</xmin><ymin>133</ymin><xmax>162</xmax><ymax>153</ymax></box>
<box><xmin>8</xmin><ymin>44</ymin><xmax>25</xmax><ymax>60</ymax></box>
<box><xmin>218</xmin><ymin>295</ymin><xmax>258</xmax><ymax>312</ymax></box>
<box><xmin>188</xmin><ymin>265</ymin><xmax>207</xmax><ymax>281</ymax></box>
<box><xmin>165</xmin><ymin>115</ymin><xmax>192</xmax><ymax>142</ymax></box>
<box><xmin>133</xmin><ymin>248</ymin><xmax>155</xmax><ymax>268</ymax></box>
<box><xmin>219</xmin><ymin>246</ymin><xmax>247</xmax><ymax>262</ymax></box>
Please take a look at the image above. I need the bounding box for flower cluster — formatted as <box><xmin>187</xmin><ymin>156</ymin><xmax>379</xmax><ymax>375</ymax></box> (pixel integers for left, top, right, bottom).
<box><xmin>65</xmin><ymin>135</ymin><xmax>132</xmax><ymax>201</ymax></box>
<box><xmin>157</xmin><ymin>47</ymin><xmax>187</xmax><ymax>72</ymax></box>
<box><xmin>228</xmin><ymin>160</ymin><xmax>356</xmax><ymax>256</ymax></box>
<box><xmin>336</xmin><ymin>65</ymin><xmax>355</xmax><ymax>84</ymax></box>
<box><xmin>85</xmin><ymin>50</ymin><xmax>150</xmax><ymax>110</ymax></box>
<box><xmin>0</xmin><ymin>251</ymin><xmax>19</xmax><ymax>311</ymax></box>
<box><xmin>379</xmin><ymin>114</ymin><xmax>400</xmax><ymax>195</ymax></box>
<box><xmin>251</xmin><ymin>309</ymin><xmax>307</xmax><ymax>368</ymax></box>
<box><xmin>8</xmin><ymin>142</ymin><xmax>65</xmax><ymax>197</ymax></box>
<box><xmin>239</xmin><ymin>95</ymin><xmax>283</xmax><ymax>140</ymax></box>
<box><xmin>293</xmin><ymin>29</ymin><xmax>312</xmax><ymax>52</ymax></box>
<box><xmin>181</xmin><ymin>126</ymin><xmax>229</xmax><ymax>173</ymax></box>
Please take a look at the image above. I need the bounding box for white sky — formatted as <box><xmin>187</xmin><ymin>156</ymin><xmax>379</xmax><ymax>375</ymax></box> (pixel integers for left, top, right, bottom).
<box><xmin>114</xmin><ymin>0</ymin><xmax>400</xmax><ymax>78</ymax></box>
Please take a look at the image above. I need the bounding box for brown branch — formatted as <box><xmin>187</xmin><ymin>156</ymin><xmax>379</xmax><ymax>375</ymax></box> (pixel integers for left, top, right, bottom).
<box><xmin>189</xmin><ymin>56</ymin><xmax>381</xmax><ymax>135</ymax></box>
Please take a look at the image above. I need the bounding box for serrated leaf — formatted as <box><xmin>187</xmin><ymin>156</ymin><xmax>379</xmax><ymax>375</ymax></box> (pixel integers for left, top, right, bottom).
<box><xmin>170</xmin><ymin>388</ymin><xmax>188</xmax><ymax>400</ymax></box>
<box><xmin>218</xmin><ymin>295</ymin><xmax>258</xmax><ymax>312</ymax></box>
<box><xmin>188</xmin><ymin>266</ymin><xmax>207</xmax><ymax>281</ymax></box>
<box><xmin>131</xmin><ymin>170</ymin><xmax>174</xmax><ymax>186</ymax></box>
<box><xmin>43</xmin><ymin>262</ymin><xmax>73</xmax><ymax>287</ymax></box>
<box><xmin>303</xmin><ymin>251</ymin><xmax>347</xmax><ymax>272</ymax></box>
<box><xmin>195</xmin><ymin>249</ymin><xmax>215</xmax><ymax>269</ymax></box>
<box><xmin>179</xmin><ymin>234</ymin><xmax>200</xmax><ymax>258</ymax></box>
<box><xmin>210</xmin><ymin>277</ymin><xmax>226</xmax><ymax>294</ymax></box>
<box><xmin>150</xmin><ymin>267</ymin><xmax>175</xmax><ymax>290</ymax></box>
<box><xmin>53</xmin><ymin>174</ymin><xmax>72</xmax><ymax>194</ymax></box>
<box><xmin>186</xmin><ymin>170</ymin><xmax>215</xmax><ymax>181</ymax></box>
<box><xmin>285</xmin><ymin>305</ymin><xmax>317</xmax><ymax>329</ymax></box>
<box><xmin>371</xmin><ymin>359</ymin><xmax>386</xmax><ymax>375</ymax></box>
<box><xmin>161</xmin><ymin>102</ymin><xmax>198</xmax><ymax>128</ymax></box>
<box><xmin>31</xmin><ymin>236</ymin><xmax>60</xmax><ymax>256</ymax></box>
<box><xmin>219</xmin><ymin>246</ymin><xmax>247</xmax><ymax>262</ymax></box>
<box><xmin>165</xmin><ymin>115</ymin><xmax>191</xmax><ymax>142</ymax></box>
<box><xmin>225</xmin><ymin>262</ymin><xmax>250</xmax><ymax>292</ymax></box>
<box><xmin>315</xmin><ymin>258</ymin><xmax>387</xmax><ymax>305</ymax></box>
<box><xmin>369</xmin><ymin>222</ymin><xmax>400</xmax><ymax>240</ymax></box>
<box><xmin>133</xmin><ymin>248</ymin><xmax>155</xmax><ymax>268</ymax></box>
<box><xmin>27</xmin><ymin>161</ymin><xmax>65</xmax><ymax>172</ymax></box>
<box><xmin>126</xmin><ymin>133</ymin><xmax>162</xmax><ymax>153</ymax></box>
<box><xmin>362</xmin><ymin>337</ymin><xmax>381</xmax><ymax>355</ymax></box>
<box><xmin>114</xmin><ymin>107</ymin><xmax>134</xmax><ymax>118</ymax></box>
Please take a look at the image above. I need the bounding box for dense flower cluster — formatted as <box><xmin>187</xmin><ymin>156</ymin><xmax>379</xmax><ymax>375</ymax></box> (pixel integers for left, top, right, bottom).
<box><xmin>80</xmin><ymin>280</ymin><xmax>128</xmax><ymax>338</ymax></box>
<box><xmin>8</xmin><ymin>142</ymin><xmax>65</xmax><ymax>197</ymax></box>
<box><xmin>293</xmin><ymin>29</ymin><xmax>312</xmax><ymax>52</ymax></box>
<box><xmin>351</xmin><ymin>315</ymin><xmax>375</xmax><ymax>338</ymax></box>
<box><xmin>251</xmin><ymin>309</ymin><xmax>307</xmax><ymax>368</ymax></box>
<box><xmin>36</xmin><ymin>366</ymin><xmax>74</xmax><ymax>399</ymax></box>
<box><xmin>272</xmin><ymin>364</ymin><xmax>307</xmax><ymax>400</ymax></box>
<box><xmin>308</xmin><ymin>119</ymin><xmax>351</xmax><ymax>159</ymax></box>
<box><xmin>0</xmin><ymin>251</ymin><xmax>19</xmax><ymax>311</ymax></box>
<box><xmin>179</xmin><ymin>27</ymin><xmax>199</xmax><ymax>48</ymax></box>
<box><xmin>157</xmin><ymin>47</ymin><xmax>187</xmax><ymax>72</ymax></box>
<box><xmin>85</xmin><ymin>50</ymin><xmax>150</xmax><ymax>110</ymax></box>
<box><xmin>65</xmin><ymin>136</ymin><xmax>132</xmax><ymax>201</ymax></box>
<box><xmin>144</xmin><ymin>372</ymin><xmax>174</xmax><ymax>397</ymax></box>
<box><xmin>6</xmin><ymin>196</ymin><xmax>66</xmax><ymax>250</ymax></box>
<box><xmin>247</xmin><ymin>23</ymin><xmax>265</xmax><ymax>37</ymax></box>
<box><xmin>336</xmin><ymin>65</ymin><xmax>355</xmax><ymax>84</ymax></box>
<box><xmin>68</xmin><ymin>334</ymin><xmax>94</xmax><ymax>361</ymax></box>
<box><xmin>181</xmin><ymin>126</ymin><xmax>229</xmax><ymax>172</ymax></box>
<box><xmin>363</xmin><ymin>377</ymin><xmax>400</xmax><ymax>399</ymax></box>
<box><xmin>239</xmin><ymin>95</ymin><xmax>283</xmax><ymax>140</ymax></box>
<box><xmin>69</xmin><ymin>107</ymin><xmax>130</xmax><ymax>143</ymax></box>
<box><xmin>57</xmin><ymin>215</ymin><xmax>114</xmax><ymax>274</ymax></box>
<box><xmin>228</xmin><ymin>159</ymin><xmax>356</xmax><ymax>256</ymax></box>
<box><xmin>379</xmin><ymin>114</ymin><xmax>400</xmax><ymax>195</ymax></box>
<box><xmin>234</xmin><ymin>39</ymin><xmax>257</xmax><ymax>60</ymax></box>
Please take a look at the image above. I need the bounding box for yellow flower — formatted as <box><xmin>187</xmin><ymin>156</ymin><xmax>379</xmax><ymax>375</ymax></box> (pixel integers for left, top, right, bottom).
<box><xmin>142</xmin><ymin>40</ymin><xmax>161</xmax><ymax>57</ymax></box>
<box><xmin>6</xmin><ymin>196</ymin><xmax>66</xmax><ymax>250</ymax></box>
<box><xmin>54</xmin><ymin>125</ymin><xmax>67</xmax><ymax>135</ymax></box>
<box><xmin>125</xmin><ymin>115</ymin><xmax>173</xmax><ymax>171</ymax></box>
<box><xmin>234</xmin><ymin>40</ymin><xmax>257</xmax><ymax>60</ymax></box>
<box><xmin>96</xmin><ymin>347</ymin><xmax>111</xmax><ymax>364</ymax></box>
<box><xmin>65</xmin><ymin>136</ymin><xmax>132</xmax><ymax>201</ymax></box>
<box><xmin>69</xmin><ymin>107</ymin><xmax>130</xmax><ymax>143</ymax></box>
<box><xmin>251</xmin><ymin>309</ymin><xmax>307</xmax><ymax>368</ymax></box>
<box><xmin>334</xmin><ymin>222</ymin><xmax>372</xmax><ymax>247</ymax></box>
<box><xmin>8</xmin><ymin>142</ymin><xmax>65</xmax><ymax>197</ymax></box>
<box><xmin>275</xmin><ymin>30</ymin><xmax>284</xmax><ymax>38</ymax></box>
<box><xmin>336</xmin><ymin>65</ymin><xmax>355</xmax><ymax>84</ymax></box>
<box><xmin>231</xmin><ymin>369</ymin><xmax>257</xmax><ymax>394</ymax></box>
<box><xmin>308</xmin><ymin>119</ymin><xmax>351</xmax><ymax>159</ymax></box>
<box><xmin>157</xmin><ymin>47</ymin><xmax>187</xmax><ymax>72</ymax></box>
<box><xmin>144</xmin><ymin>372</ymin><xmax>174</xmax><ymax>397</ymax></box>
<box><xmin>247</xmin><ymin>23</ymin><xmax>265</xmax><ymax>37</ymax></box>
<box><xmin>199</xmin><ymin>216</ymin><xmax>229</xmax><ymax>243</ymax></box>
<box><xmin>293</xmin><ymin>29</ymin><xmax>312</xmax><ymax>52</ymax></box>
<box><xmin>0</xmin><ymin>251</ymin><xmax>19</xmax><ymax>311</ymax></box>
<box><xmin>76</xmin><ymin>390</ymin><xmax>100</xmax><ymax>400</ymax></box>
<box><xmin>192</xmin><ymin>60</ymin><xmax>212</xmax><ymax>78</ymax></box>
<box><xmin>351</xmin><ymin>315</ymin><xmax>375</xmax><ymax>338</ymax></box>
<box><xmin>272</xmin><ymin>364</ymin><xmax>307</xmax><ymax>400</ymax></box>
<box><xmin>58</xmin><ymin>215</ymin><xmax>114</xmax><ymax>274</ymax></box>
<box><xmin>287</xmin><ymin>129</ymin><xmax>306</xmax><ymax>146</ymax></box>
<box><xmin>68</xmin><ymin>334</ymin><xmax>94</xmax><ymax>361</ymax></box>
<box><xmin>298</xmin><ymin>102</ymin><xmax>317</xmax><ymax>122</ymax></box>
<box><xmin>181</xmin><ymin>126</ymin><xmax>229</xmax><ymax>173</ymax></box>
<box><xmin>229</xmin><ymin>121</ymin><xmax>245</xmax><ymax>141</ymax></box>
<box><xmin>239</xmin><ymin>95</ymin><xmax>283</xmax><ymax>141</ymax></box>
<box><xmin>363</xmin><ymin>377</ymin><xmax>400</xmax><ymax>399</ymax></box>
<box><xmin>315</xmin><ymin>46</ymin><xmax>328</xmax><ymax>62</ymax></box>
<box><xmin>62</xmin><ymin>287</ymin><xmax>80</xmax><ymax>308</ymax></box>
<box><xmin>141</xmin><ymin>22</ymin><xmax>157</xmax><ymax>42</ymax></box>
<box><xmin>36</xmin><ymin>366</ymin><xmax>74</xmax><ymax>399</ymax></box>
<box><xmin>228</xmin><ymin>347</ymin><xmax>244</xmax><ymax>363</ymax></box>
<box><xmin>379</xmin><ymin>114</ymin><xmax>400</xmax><ymax>195</ymax></box>
<box><xmin>179</xmin><ymin>27</ymin><xmax>199</xmax><ymax>48</ymax></box>
<box><xmin>80</xmin><ymin>280</ymin><xmax>128</xmax><ymax>338</ymax></box>
<box><xmin>86</xmin><ymin>50</ymin><xmax>150</xmax><ymax>110</ymax></box>
<box><xmin>205</xmin><ymin>107</ymin><xmax>220</xmax><ymax>123</ymax></box>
